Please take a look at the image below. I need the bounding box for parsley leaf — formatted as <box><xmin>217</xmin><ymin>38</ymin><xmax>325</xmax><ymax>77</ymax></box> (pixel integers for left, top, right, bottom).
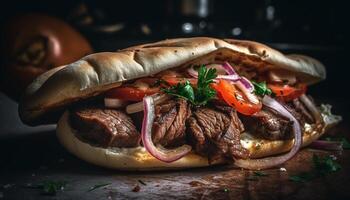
<box><xmin>247</xmin><ymin>171</ymin><xmax>269</xmax><ymax>181</ymax></box>
<box><xmin>289</xmin><ymin>154</ymin><xmax>341</xmax><ymax>183</ymax></box>
<box><xmin>22</xmin><ymin>180</ymin><xmax>67</xmax><ymax>196</ymax></box>
<box><xmin>313</xmin><ymin>154</ymin><xmax>341</xmax><ymax>174</ymax></box>
<box><xmin>325</xmin><ymin>137</ymin><xmax>350</xmax><ymax>149</ymax></box>
<box><xmin>162</xmin><ymin>80</ymin><xmax>195</xmax><ymax>103</ymax></box>
<box><xmin>195</xmin><ymin>66</ymin><xmax>217</xmax><ymax>105</ymax></box>
<box><xmin>41</xmin><ymin>180</ymin><xmax>67</xmax><ymax>195</ymax></box>
<box><xmin>252</xmin><ymin>81</ymin><xmax>272</xmax><ymax>96</ymax></box>
<box><xmin>163</xmin><ymin>65</ymin><xmax>217</xmax><ymax>106</ymax></box>
<box><xmin>88</xmin><ymin>183</ymin><xmax>111</xmax><ymax>192</ymax></box>
<box><xmin>253</xmin><ymin>171</ymin><xmax>268</xmax><ymax>177</ymax></box>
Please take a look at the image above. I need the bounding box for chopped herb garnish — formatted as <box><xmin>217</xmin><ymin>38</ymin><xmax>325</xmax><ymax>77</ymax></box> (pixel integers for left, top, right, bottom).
<box><xmin>253</xmin><ymin>171</ymin><xmax>268</xmax><ymax>177</ymax></box>
<box><xmin>313</xmin><ymin>154</ymin><xmax>341</xmax><ymax>174</ymax></box>
<box><xmin>195</xmin><ymin>65</ymin><xmax>217</xmax><ymax>105</ymax></box>
<box><xmin>88</xmin><ymin>183</ymin><xmax>111</xmax><ymax>192</ymax></box>
<box><xmin>138</xmin><ymin>180</ymin><xmax>147</xmax><ymax>185</ymax></box>
<box><xmin>289</xmin><ymin>154</ymin><xmax>341</xmax><ymax>183</ymax></box>
<box><xmin>289</xmin><ymin>172</ymin><xmax>315</xmax><ymax>183</ymax></box>
<box><xmin>162</xmin><ymin>80</ymin><xmax>195</xmax><ymax>103</ymax></box>
<box><xmin>247</xmin><ymin>171</ymin><xmax>269</xmax><ymax>181</ymax></box>
<box><xmin>252</xmin><ymin>81</ymin><xmax>272</xmax><ymax>96</ymax></box>
<box><xmin>325</xmin><ymin>137</ymin><xmax>350</xmax><ymax>149</ymax></box>
<box><xmin>22</xmin><ymin>181</ymin><xmax>67</xmax><ymax>195</ymax></box>
<box><xmin>163</xmin><ymin>65</ymin><xmax>217</xmax><ymax>106</ymax></box>
<box><xmin>41</xmin><ymin>180</ymin><xmax>67</xmax><ymax>195</ymax></box>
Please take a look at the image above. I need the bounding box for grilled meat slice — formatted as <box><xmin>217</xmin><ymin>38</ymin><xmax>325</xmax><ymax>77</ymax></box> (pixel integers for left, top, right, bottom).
<box><xmin>240</xmin><ymin>98</ymin><xmax>315</xmax><ymax>140</ymax></box>
<box><xmin>187</xmin><ymin>106</ymin><xmax>249</xmax><ymax>163</ymax></box>
<box><xmin>70</xmin><ymin>108</ymin><xmax>140</xmax><ymax>148</ymax></box>
<box><xmin>152</xmin><ymin>98</ymin><xmax>191</xmax><ymax>147</ymax></box>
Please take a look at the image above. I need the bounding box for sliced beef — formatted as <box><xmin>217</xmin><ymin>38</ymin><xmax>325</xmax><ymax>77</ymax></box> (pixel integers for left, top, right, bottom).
<box><xmin>240</xmin><ymin>98</ymin><xmax>315</xmax><ymax>140</ymax></box>
<box><xmin>240</xmin><ymin>108</ymin><xmax>293</xmax><ymax>140</ymax></box>
<box><xmin>152</xmin><ymin>98</ymin><xmax>191</xmax><ymax>147</ymax></box>
<box><xmin>187</xmin><ymin>106</ymin><xmax>249</xmax><ymax>163</ymax></box>
<box><xmin>289</xmin><ymin>98</ymin><xmax>315</xmax><ymax>124</ymax></box>
<box><xmin>70</xmin><ymin>108</ymin><xmax>140</xmax><ymax>148</ymax></box>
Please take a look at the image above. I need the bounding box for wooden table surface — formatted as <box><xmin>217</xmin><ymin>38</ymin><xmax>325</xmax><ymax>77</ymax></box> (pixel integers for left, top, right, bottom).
<box><xmin>0</xmin><ymin>123</ymin><xmax>349</xmax><ymax>200</ymax></box>
<box><xmin>0</xmin><ymin>93</ymin><xmax>349</xmax><ymax>200</ymax></box>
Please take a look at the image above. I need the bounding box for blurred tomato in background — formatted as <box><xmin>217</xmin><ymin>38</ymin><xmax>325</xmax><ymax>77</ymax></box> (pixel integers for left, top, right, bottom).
<box><xmin>1</xmin><ymin>13</ymin><xmax>93</xmax><ymax>101</ymax></box>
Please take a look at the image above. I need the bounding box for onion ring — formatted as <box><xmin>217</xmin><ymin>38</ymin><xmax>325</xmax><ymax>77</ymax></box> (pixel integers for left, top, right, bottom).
<box><xmin>234</xmin><ymin>95</ymin><xmax>302</xmax><ymax>170</ymax></box>
<box><xmin>141</xmin><ymin>95</ymin><xmax>192</xmax><ymax>162</ymax></box>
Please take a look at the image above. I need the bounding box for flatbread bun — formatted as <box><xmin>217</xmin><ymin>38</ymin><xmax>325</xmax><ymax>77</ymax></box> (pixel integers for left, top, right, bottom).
<box><xmin>19</xmin><ymin>37</ymin><xmax>326</xmax><ymax>125</ymax></box>
<box><xmin>20</xmin><ymin>37</ymin><xmax>338</xmax><ymax>170</ymax></box>
<box><xmin>56</xmin><ymin>107</ymin><xmax>340</xmax><ymax>171</ymax></box>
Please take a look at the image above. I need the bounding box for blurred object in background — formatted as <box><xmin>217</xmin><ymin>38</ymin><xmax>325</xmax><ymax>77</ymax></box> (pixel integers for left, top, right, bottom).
<box><xmin>0</xmin><ymin>0</ymin><xmax>348</xmax><ymax>101</ymax></box>
<box><xmin>68</xmin><ymin>2</ymin><xmax>126</xmax><ymax>35</ymax></box>
<box><xmin>165</xmin><ymin>0</ymin><xmax>214</xmax><ymax>36</ymax></box>
<box><xmin>1</xmin><ymin>13</ymin><xmax>93</xmax><ymax>101</ymax></box>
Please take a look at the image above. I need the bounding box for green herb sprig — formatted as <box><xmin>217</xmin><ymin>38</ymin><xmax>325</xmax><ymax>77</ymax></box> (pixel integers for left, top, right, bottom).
<box><xmin>252</xmin><ymin>81</ymin><xmax>272</xmax><ymax>96</ymax></box>
<box><xmin>247</xmin><ymin>171</ymin><xmax>269</xmax><ymax>181</ymax></box>
<box><xmin>22</xmin><ymin>180</ymin><xmax>67</xmax><ymax>196</ymax></box>
<box><xmin>289</xmin><ymin>154</ymin><xmax>341</xmax><ymax>183</ymax></box>
<box><xmin>42</xmin><ymin>181</ymin><xmax>67</xmax><ymax>195</ymax></box>
<box><xmin>163</xmin><ymin>65</ymin><xmax>217</xmax><ymax>106</ymax></box>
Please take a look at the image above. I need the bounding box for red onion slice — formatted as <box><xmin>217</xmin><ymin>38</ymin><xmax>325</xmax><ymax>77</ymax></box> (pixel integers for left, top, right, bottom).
<box><xmin>222</xmin><ymin>62</ymin><xmax>237</xmax><ymax>75</ymax></box>
<box><xmin>299</xmin><ymin>94</ymin><xmax>322</xmax><ymax>124</ymax></box>
<box><xmin>187</xmin><ymin>62</ymin><xmax>239</xmax><ymax>78</ymax></box>
<box><xmin>235</xmin><ymin>95</ymin><xmax>302</xmax><ymax>170</ymax></box>
<box><xmin>310</xmin><ymin>140</ymin><xmax>343</xmax><ymax>151</ymax></box>
<box><xmin>187</xmin><ymin>65</ymin><xmax>240</xmax><ymax>83</ymax></box>
<box><xmin>216</xmin><ymin>74</ymin><xmax>241</xmax><ymax>81</ymax></box>
<box><xmin>141</xmin><ymin>96</ymin><xmax>192</xmax><ymax>163</ymax></box>
<box><xmin>187</xmin><ymin>66</ymin><xmax>199</xmax><ymax>78</ymax></box>
<box><xmin>238</xmin><ymin>77</ymin><xmax>254</xmax><ymax>93</ymax></box>
<box><xmin>235</xmin><ymin>80</ymin><xmax>259</xmax><ymax>105</ymax></box>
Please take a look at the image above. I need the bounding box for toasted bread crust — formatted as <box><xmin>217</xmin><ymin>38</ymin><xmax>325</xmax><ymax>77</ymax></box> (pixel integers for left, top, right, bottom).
<box><xmin>20</xmin><ymin>37</ymin><xmax>326</xmax><ymax>125</ymax></box>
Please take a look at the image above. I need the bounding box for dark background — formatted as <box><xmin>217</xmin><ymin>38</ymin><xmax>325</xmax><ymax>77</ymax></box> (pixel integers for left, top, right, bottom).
<box><xmin>0</xmin><ymin>1</ymin><xmax>349</xmax><ymax>199</ymax></box>
<box><xmin>1</xmin><ymin>0</ymin><xmax>349</xmax><ymax>121</ymax></box>
<box><xmin>1</xmin><ymin>0</ymin><xmax>348</xmax><ymax>100</ymax></box>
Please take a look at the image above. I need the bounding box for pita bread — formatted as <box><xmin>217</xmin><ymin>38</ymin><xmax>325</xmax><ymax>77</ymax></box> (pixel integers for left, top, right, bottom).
<box><xmin>19</xmin><ymin>37</ymin><xmax>340</xmax><ymax>170</ymax></box>
<box><xmin>19</xmin><ymin>37</ymin><xmax>326</xmax><ymax>125</ymax></box>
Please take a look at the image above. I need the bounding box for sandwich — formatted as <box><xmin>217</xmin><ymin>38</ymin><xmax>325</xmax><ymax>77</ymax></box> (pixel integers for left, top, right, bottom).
<box><xmin>19</xmin><ymin>37</ymin><xmax>341</xmax><ymax>170</ymax></box>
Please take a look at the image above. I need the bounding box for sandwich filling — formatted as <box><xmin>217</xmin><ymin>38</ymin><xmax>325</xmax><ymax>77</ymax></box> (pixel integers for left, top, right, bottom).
<box><xmin>68</xmin><ymin>62</ymin><xmax>323</xmax><ymax>169</ymax></box>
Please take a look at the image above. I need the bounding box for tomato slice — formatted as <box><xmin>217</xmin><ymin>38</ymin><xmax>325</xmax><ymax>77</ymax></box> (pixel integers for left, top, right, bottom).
<box><xmin>162</xmin><ymin>76</ymin><xmax>197</xmax><ymax>86</ymax></box>
<box><xmin>106</xmin><ymin>78</ymin><xmax>160</xmax><ymax>101</ymax></box>
<box><xmin>212</xmin><ymin>80</ymin><xmax>262</xmax><ymax>115</ymax></box>
<box><xmin>268</xmin><ymin>83</ymin><xmax>307</xmax><ymax>101</ymax></box>
<box><xmin>105</xmin><ymin>87</ymin><xmax>160</xmax><ymax>101</ymax></box>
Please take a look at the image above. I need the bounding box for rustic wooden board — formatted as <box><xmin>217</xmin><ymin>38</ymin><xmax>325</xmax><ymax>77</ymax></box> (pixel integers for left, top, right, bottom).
<box><xmin>0</xmin><ymin>123</ymin><xmax>349</xmax><ymax>200</ymax></box>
